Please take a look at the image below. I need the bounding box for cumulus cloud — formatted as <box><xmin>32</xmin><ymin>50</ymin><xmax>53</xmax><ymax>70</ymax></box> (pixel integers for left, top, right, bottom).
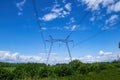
<box><xmin>52</xmin><ymin>7</ymin><xmax>63</xmax><ymax>13</ymax></box>
<box><xmin>80</xmin><ymin>55</ymin><xmax>97</xmax><ymax>63</ymax></box>
<box><xmin>102</xmin><ymin>0</ymin><xmax>114</xmax><ymax>7</ymax></box>
<box><xmin>81</xmin><ymin>0</ymin><xmax>120</xmax><ymax>14</ymax></box>
<box><xmin>107</xmin><ymin>1</ymin><xmax>120</xmax><ymax>13</ymax></box>
<box><xmin>81</xmin><ymin>0</ymin><xmax>120</xmax><ymax>28</ymax></box>
<box><xmin>79</xmin><ymin>50</ymin><xmax>118</xmax><ymax>63</ymax></box>
<box><xmin>65</xmin><ymin>3</ymin><xmax>72</xmax><ymax>11</ymax></box>
<box><xmin>99</xmin><ymin>50</ymin><xmax>112</xmax><ymax>56</ymax></box>
<box><xmin>41</xmin><ymin>13</ymin><xmax>58</xmax><ymax>21</ymax></box>
<box><xmin>0</xmin><ymin>51</ymin><xmax>19</xmax><ymax>62</ymax></box>
<box><xmin>41</xmin><ymin>1</ymin><xmax>72</xmax><ymax>21</ymax></box>
<box><xmin>70</xmin><ymin>17</ymin><xmax>75</xmax><ymax>23</ymax></box>
<box><xmin>81</xmin><ymin>0</ymin><xmax>101</xmax><ymax>10</ymax></box>
<box><xmin>81</xmin><ymin>0</ymin><xmax>114</xmax><ymax>10</ymax></box>
<box><xmin>0</xmin><ymin>50</ymin><xmax>119</xmax><ymax>64</ymax></box>
<box><xmin>89</xmin><ymin>11</ymin><xmax>104</xmax><ymax>22</ymax></box>
<box><xmin>71</xmin><ymin>25</ymin><xmax>77</xmax><ymax>31</ymax></box>
<box><xmin>0</xmin><ymin>51</ymin><xmax>44</xmax><ymax>63</ymax></box>
<box><xmin>102</xmin><ymin>14</ymin><xmax>119</xmax><ymax>30</ymax></box>
<box><xmin>105</xmin><ymin>14</ymin><xmax>119</xmax><ymax>25</ymax></box>
<box><xmin>16</xmin><ymin>0</ymin><xmax>26</xmax><ymax>15</ymax></box>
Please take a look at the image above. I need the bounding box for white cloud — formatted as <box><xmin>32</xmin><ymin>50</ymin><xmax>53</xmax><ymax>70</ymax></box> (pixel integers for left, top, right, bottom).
<box><xmin>70</xmin><ymin>17</ymin><xmax>75</xmax><ymax>23</ymax></box>
<box><xmin>80</xmin><ymin>55</ymin><xmax>97</xmax><ymax>63</ymax></box>
<box><xmin>52</xmin><ymin>8</ymin><xmax>63</xmax><ymax>13</ymax></box>
<box><xmin>81</xmin><ymin>0</ymin><xmax>119</xmax><ymax>27</ymax></box>
<box><xmin>0</xmin><ymin>51</ymin><xmax>19</xmax><ymax>62</ymax></box>
<box><xmin>16</xmin><ymin>0</ymin><xmax>26</xmax><ymax>11</ymax></box>
<box><xmin>16</xmin><ymin>0</ymin><xmax>26</xmax><ymax>15</ymax></box>
<box><xmin>81</xmin><ymin>0</ymin><xmax>101</xmax><ymax>10</ymax></box>
<box><xmin>41</xmin><ymin>13</ymin><xmax>58</xmax><ymax>21</ymax></box>
<box><xmin>65</xmin><ymin>3</ymin><xmax>72</xmax><ymax>11</ymax></box>
<box><xmin>90</xmin><ymin>17</ymin><xmax>95</xmax><ymax>21</ymax></box>
<box><xmin>63</xmin><ymin>25</ymin><xmax>78</xmax><ymax>31</ymax></box>
<box><xmin>82</xmin><ymin>0</ymin><xmax>120</xmax><ymax>14</ymax></box>
<box><xmin>79</xmin><ymin>50</ymin><xmax>118</xmax><ymax>63</ymax></box>
<box><xmin>89</xmin><ymin>11</ymin><xmax>103</xmax><ymax>22</ymax></box>
<box><xmin>41</xmin><ymin>27</ymin><xmax>47</xmax><ymax>30</ymax></box>
<box><xmin>99</xmin><ymin>50</ymin><xmax>112</xmax><ymax>56</ymax></box>
<box><xmin>105</xmin><ymin>14</ymin><xmax>119</xmax><ymax>24</ymax></box>
<box><xmin>102</xmin><ymin>14</ymin><xmax>119</xmax><ymax>30</ymax></box>
<box><xmin>0</xmin><ymin>50</ymin><xmax>119</xmax><ymax>64</ymax></box>
<box><xmin>67</xmin><ymin>17</ymin><xmax>76</xmax><ymax>25</ymax></box>
<box><xmin>41</xmin><ymin>2</ymin><xmax>72</xmax><ymax>21</ymax></box>
<box><xmin>107</xmin><ymin>1</ymin><xmax>120</xmax><ymax>13</ymax></box>
<box><xmin>81</xmin><ymin>0</ymin><xmax>114</xmax><ymax>10</ymax></box>
<box><xmin>0</xmin><ymin>51</ymin><xmax>44</xmax><ymax>63</ymax></box>
<box><xmin>102</xmin><ymin>0</ymin><xmax>114</xmax><ymax>7</ymax></box>
<box><xmin>71</xmin><ymin>25</ymin><xmax>77</xmax><ymax>31</ymax></box>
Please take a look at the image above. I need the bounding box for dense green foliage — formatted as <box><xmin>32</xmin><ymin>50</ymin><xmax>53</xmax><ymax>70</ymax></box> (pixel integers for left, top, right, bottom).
<box><xmin>0</xmin><ymin>60</ymin><xmax>120</xmax><ymax>80</ymax></box>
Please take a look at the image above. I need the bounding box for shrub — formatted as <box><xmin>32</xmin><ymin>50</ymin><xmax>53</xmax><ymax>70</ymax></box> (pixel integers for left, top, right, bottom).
<box><xmin>0</xmin><ymin>68</ymin><xmax>14</xmax><ymax>80</ymax></box>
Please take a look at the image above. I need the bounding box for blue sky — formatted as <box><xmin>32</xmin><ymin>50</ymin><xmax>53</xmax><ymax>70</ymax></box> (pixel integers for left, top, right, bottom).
<box><xmin>0</xmin><ymin>0</ymin><xmax>120</xmax><ymax>63</ymax></box>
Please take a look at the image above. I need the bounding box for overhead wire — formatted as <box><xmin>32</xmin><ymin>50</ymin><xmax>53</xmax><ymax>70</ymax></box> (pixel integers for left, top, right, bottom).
<box><xmin>32</xmin><ymin>0</ymin><xmax>120</xmax><ymax>63</ymax></box>
<box><xmin>74</xmin><ymin>19</ymin><xmax>120</xmax><ymax>47</ymax></box>
<box><xmin>58</xmin><ymin>0</ymin><xmax>100</xmax><ymax>62</ymax></box>
<box><xmin>66</xmin><ymin>0</ymin><xmax>100</xmax><ymax>39</ymax></box>
<box><xmin>65</xmin><ymin>0</ymin><xmax>120</xmax><ymax>47</ymax></box>
<box><xmin>66</xmin><ymin>0</ymin><xmax>120</xmax><ymax>51</ymax></box>
<box><xmin>45</xmin><ymin>0</ymin><xmax>100</xmax><ymax>63</ymax></box>
<box><xmin>32</xmin><ymin>0</ymin><xmax>46</xmax><ymax>49</ymax></box>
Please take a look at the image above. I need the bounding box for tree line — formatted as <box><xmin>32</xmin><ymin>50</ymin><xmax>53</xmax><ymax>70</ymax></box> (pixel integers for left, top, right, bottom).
<box><xmin>0</xmin><ymin>60</ymin><xmax>120</xmax><ymax>80</ymax></box>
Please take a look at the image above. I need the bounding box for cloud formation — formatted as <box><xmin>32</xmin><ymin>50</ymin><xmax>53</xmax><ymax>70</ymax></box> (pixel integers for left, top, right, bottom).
<box><xmin>79</xmin><ymin>50</ymin><xmax>118</xmax><ymax>63</ymax></box>
<box><xmin>16</xmin><ymin>0</ymin><xmax>26</xmax><ymax>15</ymax></box>
<box><xmin>41</xmin><ymin>13</ymin><xmax>58</xmax><ymax>21</ymax></box>
<box><xmin>41</xmin><ymin>2</ymin><xmax>72</xmax><ymax>21</ymax></box>
<box><xmin>102</xmin><ymin>14</ymin><xmax>119</xmax><ymax>30</ymax></box>
<box><xmin>81</xmin><ymin>0</ymin><xmax>114</xmax><ymax>10</ymax></box>
<box><xmin>81</xmin><ymin>0</ymin><xmax>120</xmax><ymax>30</ymax></box>
<box><xmin>71</xmin><ymin>25</ymin><xmax>77</xmax><ymax>31</ymax></box>
<box><xmin>0</xmin><ymin>51</ymin><xmax>43</xmax><ymax>63</ymax></box>
<box><xmin>65</xmin><ymin>3</ymin><xmax>72</xmax><ymax>11</ymax></box>
<box><xmin>107</xmin><ymin>1</ymin><xmax>120</xmax><ymax>13</ymax></box>
<box><xmin>105</xmin><ymin>14</ymin><xmax>119</xmax><ymax>25</ymax></box>
<box><xmin>0</xmin><ymin>50</ymin><xmax>119</xmax><ymax>64</ymax></box>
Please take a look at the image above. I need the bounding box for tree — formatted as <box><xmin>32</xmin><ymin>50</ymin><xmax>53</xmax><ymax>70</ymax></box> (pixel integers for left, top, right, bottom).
<box><xmin>54</xmin><ymin>63</ymin><xmax>73</xmax><ymax>77</ymax></box>
<box><xmin>0</xmin><ymin>68</ymin><xmax>14</xmax><ymax>80</ymax></box>
<box><xmin>69</xmin><ymin>59</ymin><xmax>83</xmax><ymax>71</ymax></box>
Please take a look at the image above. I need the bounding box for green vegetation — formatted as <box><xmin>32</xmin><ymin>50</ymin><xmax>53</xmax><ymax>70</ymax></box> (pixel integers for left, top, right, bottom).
<box><xmin>0</xmin><ymin>60</ymin><xmax>120</xmax><ymax>80</ymax></box>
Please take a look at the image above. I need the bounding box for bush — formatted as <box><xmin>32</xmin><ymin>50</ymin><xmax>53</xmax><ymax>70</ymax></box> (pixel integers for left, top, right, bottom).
<box><xmin>13</xmin><ymin>63</ymin><xmax>41</xmax><ymax>79</ymax></box>
<box><xmin>0</xmin><ymin>68</ymin><xmax>14</xmax><ymax>80</ymax></box>
<box><xmin>54</xmin><ymin>64</ymin><xmax>73</xmax><ymax>77</ymax></box>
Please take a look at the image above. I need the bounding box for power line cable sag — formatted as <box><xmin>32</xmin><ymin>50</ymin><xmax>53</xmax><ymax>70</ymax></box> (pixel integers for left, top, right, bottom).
<box><xmin>32</xmin><ymin>0</ymin><xmax>46</xmax><ymax>48</ymax></box>
<box><xmin>66</xmin><ymin>0</ymin><xmax>100</xmax><ymax>39</ymax></box>
<box><xmin>65</xmin><ymin>0</ymin><xmax>120</xmax><ymax>48</ymax></box>
<box><xmin>46</xmin><ymin>0</ymin><xmax>100</xmax><ymax>63</ymax></box>
<box><xmin>74</xmin><ymin>20</ymin><xmax>120</xmax><ymax>48</ymax></box>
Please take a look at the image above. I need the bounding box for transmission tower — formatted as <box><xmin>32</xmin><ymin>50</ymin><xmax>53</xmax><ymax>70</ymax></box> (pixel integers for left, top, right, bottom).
<box><xmin>118</xmin><ymin>42</ymin><xmax>120</xmax><ymax>49</ymax></box>
<box><xmin>116</xmin><ymin>42</ymin><xmax>120</xmax><ymax>61</ymax></box>
<box><xmin>46</xmin><ymin>35</ymin><xmax>73</xmax><ymax>64</ymax></box>
<box><xmin>117</xmin><ymin>54</ymin><xmax>120</xmax><ymax>61</ymax></box>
